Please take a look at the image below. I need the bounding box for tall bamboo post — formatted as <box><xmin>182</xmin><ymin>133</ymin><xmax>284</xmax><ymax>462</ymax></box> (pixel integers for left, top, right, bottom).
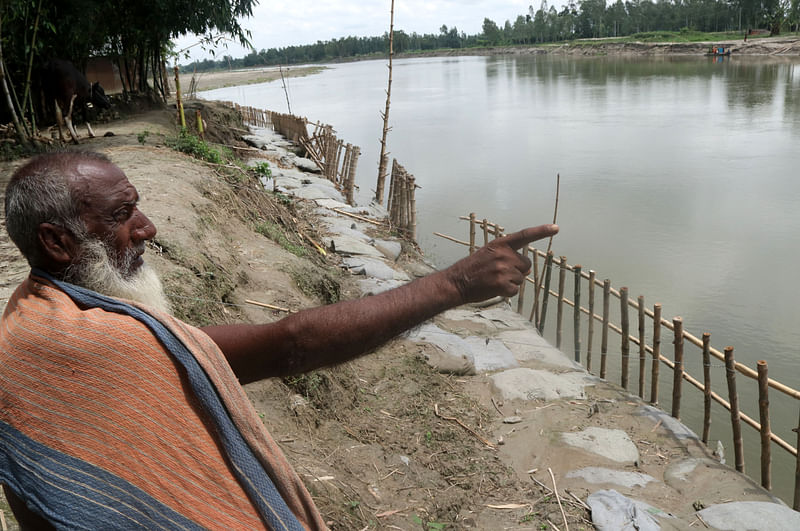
<box><xmin>469</xmin><ymin>213</ymin><xmax>476</xmax><ymax>254</ymax></box>
<box><xmin>517</xmin><ymin>245</ymin><xmax>529</xmax><ymax>314</ymax></box>
<box><xmin>538</xmin><ymin>252</ymin><xmax>554</xmax><ymax>333</ymax></box>
<box><xmin>482</xmin><ymin>219</ymin><xmax>489</xmax><ymax>245</ymax></box>
<box><xmin>530</xmin><ymin>250</ymin><xmax>540</xmax><ymax>324</ymax></box>
<box><xmin>725</xmin><ymin>346</ymin><xmax>745</xmax><ymax>473</ymax></box>
<box><xmin>650</xmin><ymin>304</ymin><xmax>662</xmax><ymax>405</ymax></box>
<box><xmin>795</xmin><ymin>407</ymin><xmax>800</xmax><ymax>510</ymax></box>
<box><xmin>672</xmin><ymin>317</ymin><xmax>684</xmax><ymax>419</ymax></box>
<box><xmin>556</xmin><ymin>257</ymin><xmax>567</xmax><ymax>349</ymax></box>
<box><xmin>573</xmin><ymin>265</ymin><xmax>582</xmax><ymax>363</ymax></box>
<box><xmin>346</xmin><ymin>147</ymin><xmax>360</xmax><ymax>206</ymax></box>
<box><xmin>601</xmin><ymin>279</ymin><xmax>610</xmax><ymax>379</ymax></box>
<box><xmin>757</xmin><ymin>360</ymin><xmax>771</xmax><ymax>490</ymax></box>
<box><xmin>702</xmin><ymin>333</ymin><xmax>712</xmax><ymax>444</ymax></box>
<box><xmin>620</xmin><ymin>287</ymin><xmax>630</xmax><ymax>389</ymax></box>
<box><xmin>587</xmin><ymin>271</ymin><xmax>596</xmax><ymax>372</ymax></box>
<box><xmin>173</xmin><ymin>66</ymin><xmax>186</xmax><ymax>128</ymax></box>
<box><xmin>375</xmin><ymin>0</ymin><xmax>395</xmax><ymax>204</ymax></box>
<box><xmin>638</xmin><ymin>295</ymin><xmax>646</xmax><ymax>399</ymax></box>
<box><xmin>408</xmin><ymin>175</ymin><xmax>417</xmax><ymax>240</ymax></box>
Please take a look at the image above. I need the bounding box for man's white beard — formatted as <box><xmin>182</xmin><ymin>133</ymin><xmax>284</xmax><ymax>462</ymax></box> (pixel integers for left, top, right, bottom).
<box><xmin>67</xmin><ymin>237</ymin><xmax>172</xmax><ymax>314</ymax></box>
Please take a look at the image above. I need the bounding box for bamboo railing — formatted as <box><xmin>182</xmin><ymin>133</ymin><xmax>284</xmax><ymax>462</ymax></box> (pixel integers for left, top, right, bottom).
<box><xmin>387</xmin><ymin>159</ymin><xmax>418</xmax><ymax>240</ymax></box>
<box><xmin>436</xmin><ymin>213</ymin><xmax>800</xmax><ymax>508</ymax></box>
<box><xmin>219</xmin><ymin>102</ymin><xmax>360</xmax><ymax>205</ymax></box>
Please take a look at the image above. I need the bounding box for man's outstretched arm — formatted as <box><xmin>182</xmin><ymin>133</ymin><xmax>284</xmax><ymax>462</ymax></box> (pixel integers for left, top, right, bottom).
<box><xmin>202</xmin><ymin>224</ymin><xmax>558</xmax><ymax>384</ymax></box>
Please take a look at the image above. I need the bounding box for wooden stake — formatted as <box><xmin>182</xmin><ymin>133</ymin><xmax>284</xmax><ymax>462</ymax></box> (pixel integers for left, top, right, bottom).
<box><xmin>638</xmin><ymin>295</ymin><xmax>646</xmax><ymax>399</ymax></box>
<box><xmin>757</xmin><ymin>360</ymin><xmax>771</xmax><ymax>490</ymax></box>
<box><xmin>794</xmin><ymin>406</ymin><xmax>800</xmax><ymax>510</ymax></box>
<box><xmin>650</xmin><ymin>304</ymin><xmax>662</xmax><ymax>405</ymax></box>
<box><xmin>469</xmin><ymin>212</ymin><xmax>476</xmax><ymax>254</ymax></box>
<box><xmin>573</xmin><ymin>265</ymin><xmax>582</xmax><ymax>363</ymax></box>
<box><xmin>529</xmin><ymin>249</ymin><xmax>540</xmax><ymax>324</ymax></box>
<box><xmin>556</xmin><ymin>256</ymin><xmax>567</xmax><ymax>350</ymax></box>
<box><xmin>538</xmin><ymin>252</ymin><xmax>554</xmax><ymax>333</ymax></box>
<box><xmin>702</xmin><ymin>332</ymin><xmax>712</xmax><ymax>444</ymax></box>
<box><xmin>620</xmin><ymin>287</ymin><xmax>630</xmax><ymax>390</ymax></box>
<box><xmin>725</xmin><ymin>346</ymin><xmax>745</xmax><ymax>473</ymax></box>
<box><xmin>587</xmin><ymin>270</ymin><xmax>596</xmax><ymax>372</ymax></box>
<box><xmin>672</xmin><ymin>317</ymin><xmax>684</xmax><ymax>419</ymax></box>
<box><xmin>601</xmin><ymin>279</ymin><xmax>610</xmax><ymax>379</ymax></box>
<box><xmin>482</xmin><ymin>218</ymin><xmax>489</xmax><ymax>246</ymax></box>
<box><xmin>518</xmin><ymin>245</ymin><xmax>529</xmax><ymax>314</ymax></box>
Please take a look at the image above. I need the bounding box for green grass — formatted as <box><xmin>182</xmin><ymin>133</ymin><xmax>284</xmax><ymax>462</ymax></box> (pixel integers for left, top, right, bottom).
<box><xmin>254</xmin><ymin>220</ymin><xmax>307</xmax><ymax>257</ymax></box>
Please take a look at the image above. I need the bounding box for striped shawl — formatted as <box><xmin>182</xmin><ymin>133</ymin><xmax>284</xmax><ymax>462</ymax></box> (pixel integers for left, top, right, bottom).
<box><xmin>0</xmin><ymin>274</ymin><xmax>327</xmax><ymax>530</ymax></box>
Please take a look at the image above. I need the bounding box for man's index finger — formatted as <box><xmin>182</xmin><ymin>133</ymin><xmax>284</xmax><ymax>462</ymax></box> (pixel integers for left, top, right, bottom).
<box><xmin>501</xmin><ymin>224</ymin><xmax>559</xmax><ymax>250</ymax></box>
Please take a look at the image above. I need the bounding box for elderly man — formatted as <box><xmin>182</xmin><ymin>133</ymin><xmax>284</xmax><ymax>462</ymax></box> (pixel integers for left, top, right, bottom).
<box><xmin>1</xmin><ymin>151</ymin><xmax>557</xmax><ymax>529</ymax></box>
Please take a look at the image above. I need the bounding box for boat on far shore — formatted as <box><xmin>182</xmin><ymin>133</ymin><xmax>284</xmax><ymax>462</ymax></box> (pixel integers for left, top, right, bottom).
<box><xmin>706</xmin><ymin>45</ymin><xmax>732</xmax><ymax>56</ymax></box>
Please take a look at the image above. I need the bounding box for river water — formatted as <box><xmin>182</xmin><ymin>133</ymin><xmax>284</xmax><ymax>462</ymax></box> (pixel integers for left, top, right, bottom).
<box><xmin>203</xmin><ymin>54</ymin><xmax>800</xmax><ymax>500</ymax></box>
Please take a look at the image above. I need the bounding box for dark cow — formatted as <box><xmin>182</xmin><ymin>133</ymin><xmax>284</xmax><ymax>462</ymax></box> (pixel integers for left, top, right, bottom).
<box><xmin>42</xmin><ymin>59</ymin><xmax>111</xmax><ymax>144</ymax></box>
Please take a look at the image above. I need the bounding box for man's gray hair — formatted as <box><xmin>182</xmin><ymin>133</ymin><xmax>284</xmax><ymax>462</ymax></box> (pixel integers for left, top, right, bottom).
<box><xmin>4</xmin><ymin>151</ymin><xmax>108</xmax><ymax>266</ymax></box>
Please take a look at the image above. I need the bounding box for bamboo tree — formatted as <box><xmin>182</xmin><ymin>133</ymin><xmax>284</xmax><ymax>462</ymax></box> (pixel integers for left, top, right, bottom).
<box><xmin>375</xmin><ymin>0</ymin><xmax>395</xmax><ymax>204</ymax></box>
<box><xmin>0</xmin><ymin>11</ymin><xmax>31</xmax><ymax>149</ymax></box>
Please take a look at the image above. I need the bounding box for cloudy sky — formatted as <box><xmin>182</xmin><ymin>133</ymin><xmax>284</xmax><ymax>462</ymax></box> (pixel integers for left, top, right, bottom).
<box><xmin>173</xmin><ymin>0</ymin><xmax>539</xmax><ymax>61</ymax></box>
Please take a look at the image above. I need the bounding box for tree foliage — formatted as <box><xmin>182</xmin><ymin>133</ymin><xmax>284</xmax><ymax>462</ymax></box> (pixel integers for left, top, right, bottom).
<box><xmin>0</xmin><ymin>0</ymin><xmax>256</xmax><ymax>146</ymax></box>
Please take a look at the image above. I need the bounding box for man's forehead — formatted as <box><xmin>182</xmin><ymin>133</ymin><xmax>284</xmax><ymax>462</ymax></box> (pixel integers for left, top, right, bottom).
<box><xmin>69</xmin><ymin>160</ymin><xmax>138</xmax><ymax>210</ymax></box>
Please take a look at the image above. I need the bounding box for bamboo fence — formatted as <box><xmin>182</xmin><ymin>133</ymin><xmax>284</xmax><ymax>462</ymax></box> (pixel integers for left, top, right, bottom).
<box><xmin>219</xmin><ymin>102</ymin><xmax>360</xmax><ymax>205</ymax></box>
<box><xmin>387</xmin><ymin>159</ymin><xmax>418</xmax><ymax>240</ymax></box>
<box><xmin>436</xmin><ymin>213</ymin><xmax>800</xmax><ymax>508</ymax></box>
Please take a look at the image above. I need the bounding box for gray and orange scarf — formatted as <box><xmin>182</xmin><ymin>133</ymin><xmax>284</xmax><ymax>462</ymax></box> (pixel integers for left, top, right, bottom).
<box><xmin>0</xmin><ymin>272</ymin><xmax>327</xmax><ymax>530</ymax></box>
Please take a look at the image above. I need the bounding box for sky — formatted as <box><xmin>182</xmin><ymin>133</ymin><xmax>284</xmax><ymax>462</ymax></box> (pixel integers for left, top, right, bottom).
<box><xmin>172</xmin><ymin>0</ymin><xmax>539</xmax><ymax>62</ymax></box>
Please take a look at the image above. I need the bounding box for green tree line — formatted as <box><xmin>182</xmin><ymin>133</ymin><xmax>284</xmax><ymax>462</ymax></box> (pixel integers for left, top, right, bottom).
<box><xmin>183</xmin><ymin>0</ymin><xmax>800</xmax><ymax>73</ymax></box>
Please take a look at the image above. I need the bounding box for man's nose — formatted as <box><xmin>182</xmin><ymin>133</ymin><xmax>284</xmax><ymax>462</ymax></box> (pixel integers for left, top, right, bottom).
<box><xmin>131</xmin><ymin>210</ymin><xmax>157</xmax><ymax>241</ymax></box>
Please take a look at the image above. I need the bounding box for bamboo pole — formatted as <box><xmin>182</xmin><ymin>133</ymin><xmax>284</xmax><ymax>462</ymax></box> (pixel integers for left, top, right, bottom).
<box><xmin>650</xmin><ymin>304</ymin><xmax>662</xmax><ymax>405</ymax></box>
<box><xmin>556</xmin><ymin>256</ymin><xmax>567</xmax><ymax>349</ymax></box>
<box><xmin>469</xmin><ymin>213</ymin><xmax>476</xmax><ymax>254</ymax></box>
<box><xmin>725</xmin><ymin>346</ymin><xmax>745</xmax><ymax>473</ymax></box>
<box><xmin>702</xmin><ymin>333</ymin><xmax>712</xmax><ymax>444</ymax></box>
<box><xmin>587</xmin><ymin>270</ymin><xmax>596</xmax><ymax>372</ymax></box>
<box><xmin>529</xmin><ymin>249</ymin><xmax>540</xmax><ymax>324</ymax></box>
<box><xmin>672</xmin><ymin>317</ymin><xmax>684</xmax><ymax>419</ymax></box>
<box><xmin>375</xmin><ymin>0</ymin><xmax>395</xmax><ymax>204</ymax></box>
<box><xmin>518</xmin><ymin>245</ymin><xmax>529</xmax><ymax>314</ymax></box>
<box><xmin>482</xmin><ymin>219</ymin><xmax>489</xmax><ymax>246</ymax></box>
<box><xmin>538</xmin><ymin>252</ymin><xmax>554</xmax><ymax>333</ymax></box>
<box><xmin>638</xmin><ymin>295</ymin><xmax>646</xmax><ymax>399</ymax></box>
<box><xmin>573</xmin><ymin>265</ymin><xmax>582</xmax><ymax>363</ymax></box>
<box><xmin>758</xmin><ymin>360</ymin><xmax>771</xmax><ymax>490</ymax></box>
<box><xmin>620</xmin><ymin>287</ymin><xmax>630</xmax><ymax>389</ymax></box>
<box><xmin>601</xmin><ymin>279</ymin><xmax>610</xmax><ymax>379</ymax></box>
<box><xmin>173</xmin><ymin>66</ymin><xmax>186</xmax><ymax>128</ymax></box>
<box><xmin>795</xmin><ymin>407</ymin><xmax>800</xmax><ymax>510</ymax></box>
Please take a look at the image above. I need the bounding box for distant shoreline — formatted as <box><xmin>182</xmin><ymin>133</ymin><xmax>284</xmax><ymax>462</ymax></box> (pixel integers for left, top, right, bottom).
<box><xmin>185</xmin><ymin>36</ymin><xmax>800</xmax><ymax>94</ymax></box>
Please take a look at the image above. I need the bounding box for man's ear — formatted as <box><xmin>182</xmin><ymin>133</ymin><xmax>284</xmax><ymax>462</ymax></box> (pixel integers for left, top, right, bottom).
<box><xmin>37</xmin><ymin>223</ymin><xmax>79</xmax><ymax>267</ymax></box>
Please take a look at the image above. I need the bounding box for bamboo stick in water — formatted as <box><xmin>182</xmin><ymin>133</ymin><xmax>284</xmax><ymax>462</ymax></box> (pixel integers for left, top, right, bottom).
<box><xmin>556</xmin><ymin>256</ymin><xmax>567</xmax><ymax>349</ymax></box>
<box><xmin>758</xmin><ymin>360</ymin><xmax>772</xmax><ymax>490</ymax></box>
<box><xmin>620</xmin><ymin>287</ymin><xmax>630</xmax><ymax>390</ymax></box>
<box><xmin>672</xmin><ymin>317</ymin><xmax>684</xmax><ymax>419</ymax></box>
<box><xmin>650</xmin><ymin>304</ymin><xmax>662</xmax><ymax>405</ymax></box>
<box><xmin>638</xmin><ymin>295</ymin><xmax>646</xmax><ymax>399</ymax></box>
<box><xmin>702</xmin><ymin>333</ymin><xmax>712</xmax><ymax>444</ymax></box>
<box><xmin>601</xmin><ymin>279</ymin><xmax>610</xmax><ymax>379</ymax></box>
<box><xmin>725</xmin><ymin>346</ymin><xmax>745</xmax><ymax>473</ymax></box>
<box><xmin>573</xmin><ymin>265</ymin><xmax>582</xmax><ymax>363</ymax></box>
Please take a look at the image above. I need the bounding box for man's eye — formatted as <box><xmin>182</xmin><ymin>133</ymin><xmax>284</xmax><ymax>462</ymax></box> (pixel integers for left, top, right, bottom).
<box><xmin>114</xmin><ymin>207</ymin><xmax>133</xmax><ymax>221</ymax></box>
